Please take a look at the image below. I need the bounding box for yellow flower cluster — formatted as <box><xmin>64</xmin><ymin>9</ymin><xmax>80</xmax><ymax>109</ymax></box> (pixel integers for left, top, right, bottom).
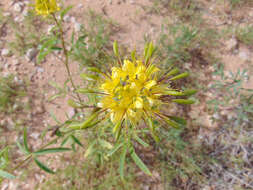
<box><xmin>35</xmin><ymin>0</ymin><xmax>60</xmax><ymax>15</ymax></box>
<box><xmin>99</xmin><ymin>60</ymin><xmax>167</xmax><ymax>124</ymax></box>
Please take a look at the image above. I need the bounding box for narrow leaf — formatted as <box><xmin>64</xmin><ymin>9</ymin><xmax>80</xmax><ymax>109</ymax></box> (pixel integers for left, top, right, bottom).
<box><xmin>113</xmin><ymin>41</ymin><xmax>119</xmax><ymax>57</ymax></box>
<box><xmin>164</xmin><ymin>118</ymin><xmax>180</xmax><ymax>129</ymax></box>
<box><xmin>172</xmin><ymin>99</ymin><xmax>195</xmax><ymax>104</ymax></box>
<box><xmin>34</xmin><ymin>148</ymin><xmax>71</xmax><ymax>155</ymax></box>
<box><xmin>23</xmin><ymin>127</ymin><xmax>30</xmax><ymax>153</ymax></box>
<box><xmin>107</xmin><ymin>143</ymin><xmax>123</xmax><ymax>157</ymax></box>
<box><xmin>134</xmin><ymin>135</ymin><xmax>149</xmax><ymax>148</ymax></box>
<box><xmin>183</xmin><ymin>89</ymin><xmax>197</xmax><ymax>96</ymax></box>
<box><xmin>71</xmin><ymin>135</ymin><xmax>83</xmax><ymax>147</ymax></box>
<box><xmin>167</xmin><ymin>116</ymin><xmax>187</xmax><ymax>126</ymax></box>
<box><xmin>0</xmin><ymin>170</ymin><xmax>16</xmax><ymax>179</ymax></box>
<box><xmin>34</xmin><ymin>158</ymin><xmax>55</xmax><ymax>174</ymax></box>
<box><xmin>169</xmin><ymin>72</ymin><xmax>189</xmax><ymax>81</ymax></box>
<box><xmin>119</xmin><ymin>144</ymin><xmax>127</xmax><ymax>180</ymax></box>
<box><xmin>131</xmin><ymin>151</ymin><xmax>152</xmax><ymax>176</ymax></box>
<box><xmin>165</xmin><ymin>90</ymin><xmax>185</xmax><ymax>96</ymax></box>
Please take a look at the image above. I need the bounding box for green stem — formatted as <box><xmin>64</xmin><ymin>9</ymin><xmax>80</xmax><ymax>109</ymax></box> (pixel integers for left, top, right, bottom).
<box><xmin>52</xmin><ymin>14</ymin><xmax>82</xmax><ymax>104</ymax></box>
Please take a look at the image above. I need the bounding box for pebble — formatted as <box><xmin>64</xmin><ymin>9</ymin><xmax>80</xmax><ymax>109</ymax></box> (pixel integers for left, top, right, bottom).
<box><xmin>225</xmin><ymin>38</ymin><xmax>237</xmax><ymax>51</ymax></box>
<box><xmin>47</xmin><ymin>25</ymin><xmax>55</xmax><ymax>34</ymax></box>
<box><xmin>1</xmin><ymin>49</ymin><xmax>10</xmax><ymax>56</ymax></box>
<box><xmin>30</xmin><ymin>132</ymin><xmax>40</xmax><ymax>139</ymax></box>
<box><xmin>1</xmin><ymin>183</ymin><xmax>8</xmax><ymax>190</ymax></box>
<box><xmin>68</xmin><ymin>108</ymin><xmax>75</xmax><ymax>118</ymax></box>
<box><xmin>36</xmin><ymin>67</ymin><xmax>44</xmax><ymax>73</ymax></box>
<box><xmin>13</xmin><ymin>2</ymin><xmax>23</xmax><ymax>12</ymax></box>
<box><xmin>239</xmin><ymin>51</ymin><xmax>249</xmax><ymax>61</ymax></box>
<box><xmin>63</xmin><ymin>15</ymin><xmax>71</xmax><ymax>22</ymax></box>
<box><xmin>74</xmin><ymin>22</ymin><xmax>82</xmax><ymax>32</ymax></box>
<box><xmin>26</xmin><ymin>48</ymin><xmax>38</xmax><ymax>62</ymax></box>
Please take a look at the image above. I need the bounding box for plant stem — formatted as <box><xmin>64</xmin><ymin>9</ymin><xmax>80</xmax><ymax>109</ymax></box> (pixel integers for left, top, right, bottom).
<box><xmin>52</xmin><ymin>14</ymin><xmax>82</xmax><ymax>104</ymax></box>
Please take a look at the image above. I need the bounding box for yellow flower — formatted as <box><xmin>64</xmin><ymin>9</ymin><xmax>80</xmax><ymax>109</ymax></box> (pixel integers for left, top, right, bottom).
<box><xmin>35</xmin><ymin>0</ymin><xmax>60</xmax><ymax>15</ymax></box>
<box><xmin>78</xmin><ymin>42</ymin><xmax>195</xmax><ymax>142</ymax></box>
<box><xmin>99</xmin><ymin>59</ymin><xmax>166</xmax><ymax>124</ymax></box>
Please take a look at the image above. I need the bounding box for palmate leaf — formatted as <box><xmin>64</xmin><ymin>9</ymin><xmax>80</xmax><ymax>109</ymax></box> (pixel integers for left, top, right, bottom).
<box><xmin>131</xmin><ymin>150</ymin><xmax>152</xmax><ymax>176</ymax></box>
<box><xmin>34</xmin><ymin>158</ymin><xmax>55</xmax><ymax>174</ymax></box>
<box><xmin>0</xmin><ymin>170</ymin><xmax>15</xmax><ymax>179</ymax></box>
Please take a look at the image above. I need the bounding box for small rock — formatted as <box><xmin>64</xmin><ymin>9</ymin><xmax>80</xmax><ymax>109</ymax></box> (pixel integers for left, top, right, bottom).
<box><xmin>63</xmin><ymin>15</ymin><xmax>70</xmax><ymax>22</ymax></box>
<box><xmin>13</xmin><ymin>2</ymin><xmax>23</xmax><ymax>13</ymax></box>
<box><xmin>239</xmin><ymin>51</ymin><xmax>249</xmax><ymax>61</ymax></box>
<box><xmin>30</xmin><ymin>132</ymin><xmax>40</xmax><ymax>139</ymax></box>
<box><xmin>3</xmin><ymin>12</ymin><xmax>11</xmax><ymax>17</ymax></box>
<box><xmin>1</xmin><ymin>183</ymin><xmax>8</xmax><ymax>190</ymax></box>
<box><xmin>13</xmin><ymin>59</ymin><xmax>20</xmax><ymax>66</ymax></box>
<box><xmin>68</xmin><ymin>108</ymin><xmax>76</xmax><ymax>118</ymax></box>
<box><xmin>77</xmin><ymin>3</ymin><xmax>83</xmax><ymax>9</ymax></box>
<box><xmin>4</xmin><ymin>63</ymin><xmax>10</xmax><ymax>69</ymax></box>
<box><xmin>70</xmin><ymin>17</ymin><xmax>76</xmax><ymax>23</ymax></box>
<box><xmin>1</xmin><ymin>49</ymin><xmax>10</xmax><ymax>56</ymax></box>
<box><xmin>225</xmin><ymin>38</ymin><xmax>237</xmax><ymax>51</ymax></box>
<box><xmin>74</xmin><ymin>22</ymin><xmax>82</xmax><ymax>32</ymax></box>
<box><xmin>36</xmin><ymin>66</ymin><xmax>44</xmax><ymax>73</ymax></box>
<box><xmin>26</xmin><ymin>48</ymin><xmax>38</xmax><ymax>62</ymax></box>
<box><xmin>47</xmin><ymin>25</ymin><xmax>55</xmax><ymax>34</ymax></box>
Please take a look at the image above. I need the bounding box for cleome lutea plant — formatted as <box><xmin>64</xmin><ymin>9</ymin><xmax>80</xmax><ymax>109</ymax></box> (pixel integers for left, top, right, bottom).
<box><xmin>0</xmin><ymin>0</ymin><xmax>196</xmax><ymax>182</ymax></box>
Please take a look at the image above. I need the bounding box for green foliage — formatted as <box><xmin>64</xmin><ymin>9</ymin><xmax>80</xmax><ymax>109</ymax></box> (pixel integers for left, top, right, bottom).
<box><xmin>70</xmin><ymin>10</ymin><xmax>117</xmax><ymax>70</ymax></box>
<box><xmin>236</xmin><ymin>26</ymin><xmax>253</xmax><ymax>47</ymax></box>
<box><xmin>0</xmin><ymin>75</ymin><xmax>26</xmax><ymax>113</ymax></box>
<box><xmin>157</xmin><ymin>24</ymin><xmax>198</xmax><ymax>69</ymax></box>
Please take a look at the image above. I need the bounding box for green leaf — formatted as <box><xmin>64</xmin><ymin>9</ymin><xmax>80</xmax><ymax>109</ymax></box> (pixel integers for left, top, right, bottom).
<box><xmin>131</xmin><ymin>50</ymin><xmax>136</xmax><ymax>62</ymax></box>
<box><xmin>16</xmin><ymin>141</ymin><xmax>29</xmax><ymax>155</ymax></box>
<box><xmin>113</xmin><ymin>120</ymin><xmax>123</xmax><ymax>141</ymax></box>
<box><xmin>60</xmin><ymin>5</ymin><xmax>73</xmax><ymax>20</ymax></box>
<box><xmin>84</xmin><ymin>141</ymin><xmax>96</xmax><ymax>158</ymax></box>
<box><xmin>69</xmin><ymin>111</ymin><xmax>99</xmax><ymax>130</ymax></box>
<box><xmin>71</xmin><ymin>135</ymin><xmax>83</xmax><ymax>147</ymax></box>
<box><xmin>134</xmin><ymin>135</ymin><xmax>149</xmax><ymax>148</ymax></box>
<box><xmin>131</xmin><ymin>151</ymin><xmax>152</xmax><ymax>176</ymax></box>
<box><xmin>113</xmin><ymin>40</ymin><xmax>119</xmax><ymax>57</ymax></box>
<box><xmin>99</xmin><ymin>139</ymin><xmax>113</xmax><ymax>149</ymax></box>
<box><xmin>23</xmin><ymin>127</ymin><xmax>30</xmax><ymax>153</ymax></box>
<box><xmin>165</xmin><ymin>68</ymin><xmax>180</xmax><ymax>77</ymax></box>
<box><xmin>164</xmin><ymin>118</ymin><xmax>180</xmax><ymax>129</ymax></box>
<box><xmin>107</xmin><ymin>143</ymin><xmax>123</xmax><ymax>157</ymax></box>
<box><xmin>119</xmin><ymin>144</ymin><xmax>127</xmax><ymax>180</ymax></box>
<box><xmin>80</xmin><ymin>73</ymin><xmax>98</xmax><ymax>81</ymax></box>
<box><xmin>147</xmin><ymin>118</ymin><xmax>160</xmax><ymax>143</ymax></box>
<box><xmin>172</xmin><ymin>99</ymin><xmax>195</xmax><ymax>104</ymax></box>
<box><xmin>165</xmin><ymin>90</ymin><xmax>185</xmax><ymax>96</ymax></box>
<box><xmin>169</xmin><ymin>72</ymin><xmax>189</xmax><ymax>81</ymax></box>
<box><xmin>34</xmin><ymin>147</ymin><xmax>71</xmax><ymax>156</ymax></box>
<box><xmin>76</xmin><ymin>88</ymin><xmax>102</xmax><ymax>94</ymax></box>
<box><xmin>167</xmin><ymin>116</ymin><xmax>187</xmax><ymax>126</ymax></box>
<box><xmin>34</xmin><ymin>158</ymin><xmax>55</xmax><ymax>174</ymax></box>
<box><xmin>183</xmin><ymin>89</ymin><xmax>197</xmax><ymax>96</ymax></box>
<box><xmin>48</xmin><ymin>94</ymin><xmax>63</xmax><ymax>102</ymax></box>
<box><xmin>0</xmin><ymin>170</ymin><xmax>16</xmax><ymax>179</ymax></box>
